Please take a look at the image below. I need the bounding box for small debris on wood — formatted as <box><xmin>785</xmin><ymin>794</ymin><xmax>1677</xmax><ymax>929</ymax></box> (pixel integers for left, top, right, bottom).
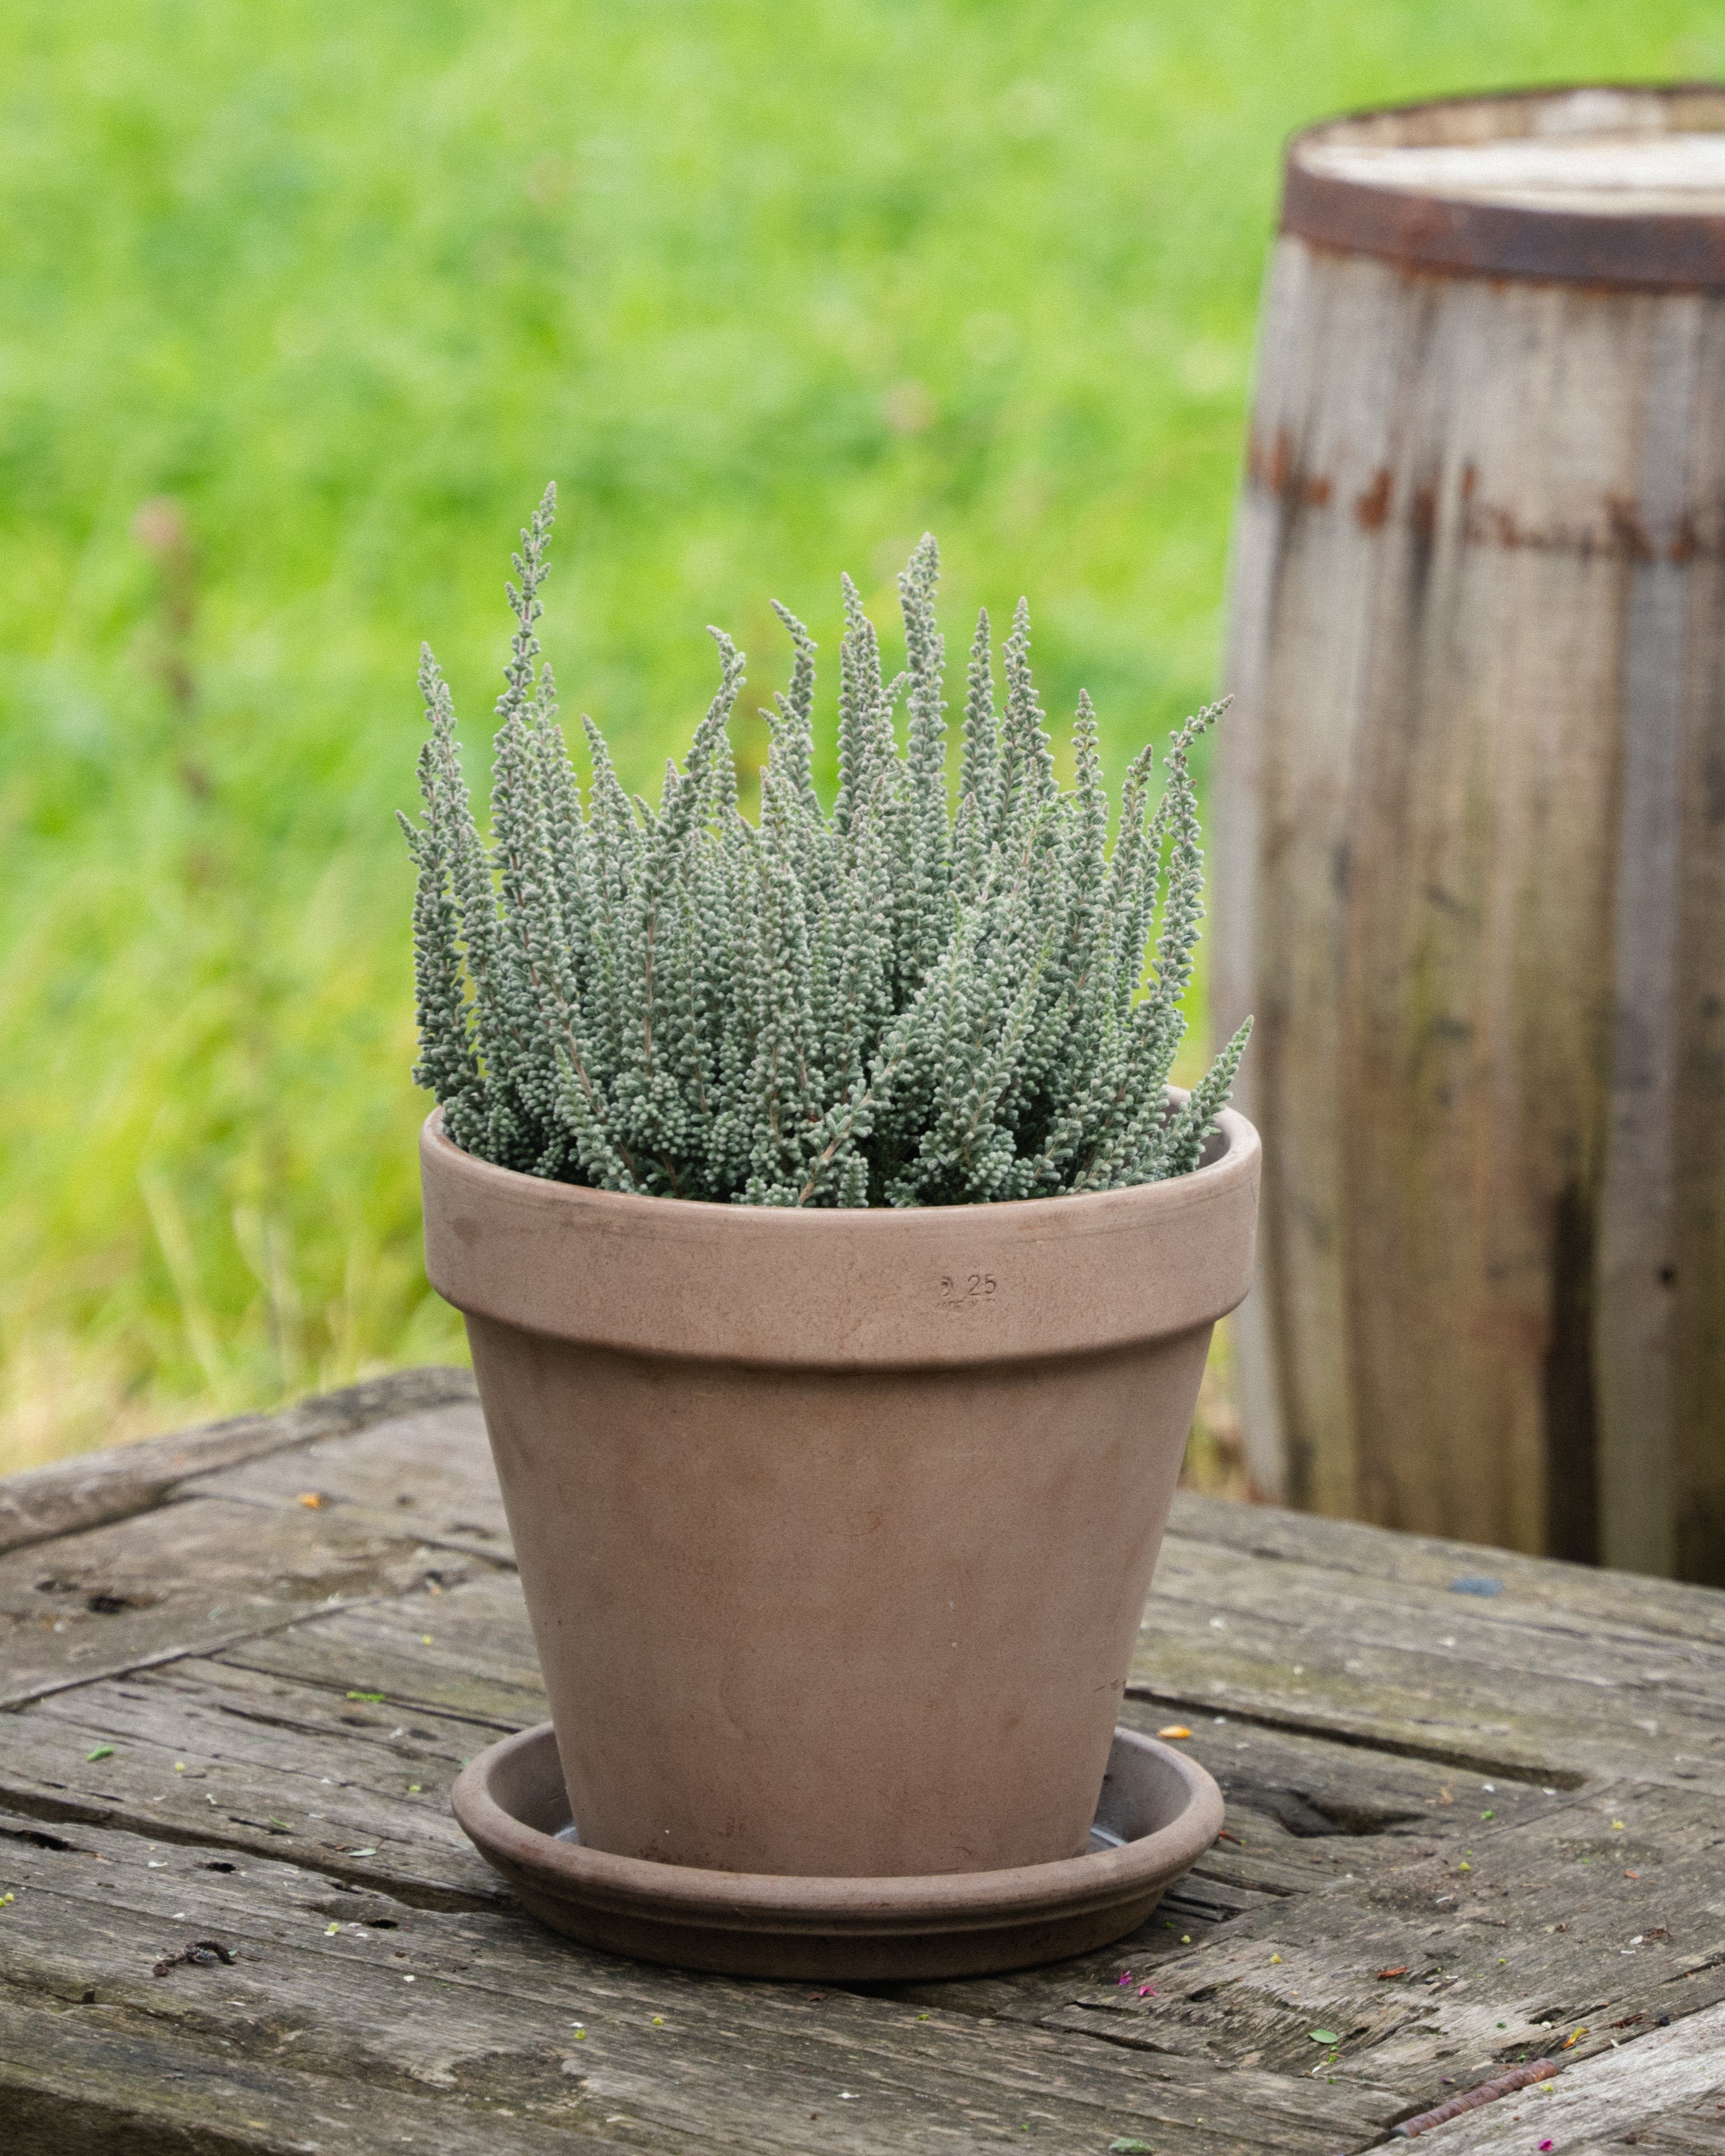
<box><xmin>297</xmin><ymin>1492</ymin><xmax>324</xmax><ymax>1509</ymax></box>
<box><xmin>152</xmin><ymin>1938</ymin><xmax>237</xmax><ymax>1978</ymax></box>
<box><xmin>85</xmin><ymin>1745</ymin><xmax>114</xmax><ymax>1762</ymax></box>
<box><xmin>1447</xmin><ymin>1576</ymin><xmax>1503</xmax><ymax>1597</ymax></box>
<box><xmin>1156</xmin><ymin>1725</ymin><xmax>1192</xmax><ymax>1740</ymax></box>
<box><xmin>1376</xmin><ymin>1966</ymin><xmax>1410</xmax><ymax>1980</ymax></box>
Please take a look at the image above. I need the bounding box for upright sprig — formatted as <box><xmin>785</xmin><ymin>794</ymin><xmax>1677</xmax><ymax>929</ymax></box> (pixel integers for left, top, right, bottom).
<box><xmin>404</xmin><ymin>492</ymin><xmax>1251</xmax><ymax>1205</ymax></box>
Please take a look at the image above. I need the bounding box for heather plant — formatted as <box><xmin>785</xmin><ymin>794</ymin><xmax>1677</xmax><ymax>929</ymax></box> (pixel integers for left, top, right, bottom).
<box><xmin>403</xmin><ymin>489</ymin><xmax>1250</xmax><ymax>1207</ymax></box>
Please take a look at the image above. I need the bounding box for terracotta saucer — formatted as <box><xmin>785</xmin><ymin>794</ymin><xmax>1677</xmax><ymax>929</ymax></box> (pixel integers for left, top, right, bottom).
<box><xmin>452</xmin><ymin>1724</ymin><xmax>1223</xmax><ymax>1980</ymax></box>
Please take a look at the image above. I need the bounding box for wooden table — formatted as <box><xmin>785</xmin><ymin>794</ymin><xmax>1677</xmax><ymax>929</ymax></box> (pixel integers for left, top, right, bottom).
<box><xmin>3</xmin><ymin>1369</ymin><xmax>1724</xmax><ymax>2154</ymax></box>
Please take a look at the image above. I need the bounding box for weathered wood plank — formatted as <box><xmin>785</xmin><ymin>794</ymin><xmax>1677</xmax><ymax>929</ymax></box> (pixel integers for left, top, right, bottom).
<box><xmin>0</xmin><ymin>1681</ymin><xmax>1394</xmax><ymax>1954</ymax></box>
<box><xmin>0</xmin><ymin>1369</ymin><xmax>475</xmax><ymax>1559</ymax></box>
<box><xmin>179</xmin><ymin>1399</ymin><xmax>512</xmax><ymax>1565</ymax></box>
<box><xmin>1170</xmin><ymin>1491</ymin><xmax>1725</xmax><ymax>1649</ymax></box>
<box><xmin>0</xmin><ymin>1807</ymin><xmax>1399</xmax><ymax>2154</ymax></box>
<box><xmin>0</xmin><ymin>1985</ymin><xmax>642</xmax><ymax>2154</ymax></box>
<box><xmin>1134</xmin><ymin>1535</ymin><xmax>1725</xmax><ymax>1790</ymax></box>
<box><xmin>903</xmin><ymin>1778</ymin><xmax>1725</xmax><ymax>2106</ymax></box>
<box><xmin>1419</xmin><ymin>1999</ymin><xmax>1725</xmax><ymax>2152</ymax></box>
<box><xmin>0</xmin><ymin>1491</ymin><xmax>499</xmax><ymax>1708</ymax></box>
<box><xmin>6</xmin><ymin>1768</ymin><xmax>1716</xmax><ymax>2156</ymax></box>
<box><xmin>214</xmin><ymin>1565</ymin><xmax>548</xmax><ymax>1728</ymax></box>
<box><xmin>1599</xmin><ymin>2101</ymin><xmax>1725</xmax><ymax>2154</ymax></box>
<box><xmin>5</xmin><ymin>1381</ymin><xmax>1724</xmax><ymax>2153</ymax></box>
<box><xmin>0</xmin><ymin>1655</ymin><xmax>509</xmax><ymax>1908</ymax></box>
<box><xmin>2</xmin><ymin>1581</ymin><xmax>1473</xmax><ymax>1918</ymax></box>
<box><xmin>1117</xmin><ymin>1697</ymin><xmax>1543</xmax><ymax>1866</ymax></box>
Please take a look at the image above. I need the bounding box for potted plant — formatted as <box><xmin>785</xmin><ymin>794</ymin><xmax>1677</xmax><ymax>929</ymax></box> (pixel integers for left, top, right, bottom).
<box><xmin>409</xmin><ymin>489</ymin><xmax>1257</xmax><ymax>1901</ymax></box>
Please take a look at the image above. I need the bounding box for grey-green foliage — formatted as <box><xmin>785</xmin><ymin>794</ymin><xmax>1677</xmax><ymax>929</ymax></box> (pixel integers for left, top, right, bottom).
<box><xmin>402</xmin><ymin>488</ymin><xmax>1251</xmax><ymax>1206</ymax></box>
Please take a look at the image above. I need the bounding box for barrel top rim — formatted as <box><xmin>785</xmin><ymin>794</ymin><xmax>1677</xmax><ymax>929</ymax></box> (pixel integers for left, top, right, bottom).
<box><xmin>1283</xmin><ymin>82</ymin><xmax>1725</xmax><ymax>289</ymax></box>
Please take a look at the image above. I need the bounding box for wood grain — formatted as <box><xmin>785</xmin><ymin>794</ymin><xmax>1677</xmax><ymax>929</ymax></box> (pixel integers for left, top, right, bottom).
<box><xmin>1217</xmin><ymin>217</ymin><xmax>1725</xmax><ymax>1582</ymax></box>
<box><xmin>0</xmin><ymin>1811</ymin><xmax>1389</xmax><ymax>2155</ymax></box>
<box><xmin>989</xmin><ymin>1778</ymin><xmax>1725</xmax><ymax>2082</ymax></box>
<box><xmin>0</xmin><ymin>1486</ymin><xmax>499</xmax><ymax>1709</ymax></box>
<box><xmin>1422</xmin><ymin>2000</ymin><xmax>1725</xmax><ymax>2151</ymax></box>
<box><xmin>178</xmin><ymin>1397</ymin><xmax>514</xmax><ymax>1562</ymax></box>
<box><xmin>0</xmin><ymin>1368</ymin><xmax>476</xmax><ymax>1559</ymax></box>
<box><xmin>4</xmin><ymin>1379</ymin><xmax>1723</xmax><ymax>2152</ymax></box>
<box><xmin>1134</xmin><ymin>1535</ymin><xmax>1725</xmax><ymax>1792</ymax></box>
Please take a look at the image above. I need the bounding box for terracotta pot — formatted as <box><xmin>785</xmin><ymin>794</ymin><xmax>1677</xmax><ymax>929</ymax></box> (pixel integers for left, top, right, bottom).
<box><xmin>422</xmin><ymin>1103</ymin><xmax>1258</xmax><ymax>1880</ymax></box>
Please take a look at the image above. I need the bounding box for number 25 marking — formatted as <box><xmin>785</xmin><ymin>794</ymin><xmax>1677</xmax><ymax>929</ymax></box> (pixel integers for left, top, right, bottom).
<box><xmin>940</xmin><ymin>1274</ymin><xmax>997</xmax><ymax>1301</ymax></box>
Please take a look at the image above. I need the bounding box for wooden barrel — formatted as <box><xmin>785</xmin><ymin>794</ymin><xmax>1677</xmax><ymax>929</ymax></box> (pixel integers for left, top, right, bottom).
<box><xmin>1216</xmin><ymin>86</ymin><xmax>1725</xmax><ymax>1583</ymax></box>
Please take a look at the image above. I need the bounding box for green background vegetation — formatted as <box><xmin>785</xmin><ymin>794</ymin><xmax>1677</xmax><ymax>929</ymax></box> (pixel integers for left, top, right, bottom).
<box><xmin>4</xmin><ymin>0</ymin><xmax>1719</xmax><ymax>1471</ymax></box>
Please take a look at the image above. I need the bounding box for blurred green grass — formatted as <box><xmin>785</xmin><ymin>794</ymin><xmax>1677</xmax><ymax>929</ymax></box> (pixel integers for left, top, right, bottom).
<box><xmin>4</xmin><ymin>0</ymin><xmax>1720</xmax><ymax>1471</ymax></box>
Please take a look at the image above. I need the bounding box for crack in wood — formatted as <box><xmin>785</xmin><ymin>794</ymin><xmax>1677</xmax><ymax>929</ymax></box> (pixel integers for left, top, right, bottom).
<box><xmin>0</xmin><ymin>1792</ymin><xmax>505</xmax><ymax>1912</ymax></box>
<box><xmin>1121</xmin><ymin>1684</ymin><xmax>1589</xmax><ymax>1787</ymax></box>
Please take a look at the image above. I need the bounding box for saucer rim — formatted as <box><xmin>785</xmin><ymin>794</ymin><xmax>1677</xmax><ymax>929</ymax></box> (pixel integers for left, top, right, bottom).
<box><xmin>452</xmin><ymin>1721</ymin><xmax>1224</xmax><ymax>1937</ymax></box>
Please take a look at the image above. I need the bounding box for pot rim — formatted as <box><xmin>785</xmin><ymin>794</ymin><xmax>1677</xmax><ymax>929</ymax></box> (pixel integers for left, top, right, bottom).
<box><xmin>421</xmin><ymin>1095</ymin><xmax>1260</xmax><ymax>1364</ymax></box>
<box><xmin>420</xmin><ymin>1095</ymin><xmax>1258</xmax><ymax>1231</ymax></box>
